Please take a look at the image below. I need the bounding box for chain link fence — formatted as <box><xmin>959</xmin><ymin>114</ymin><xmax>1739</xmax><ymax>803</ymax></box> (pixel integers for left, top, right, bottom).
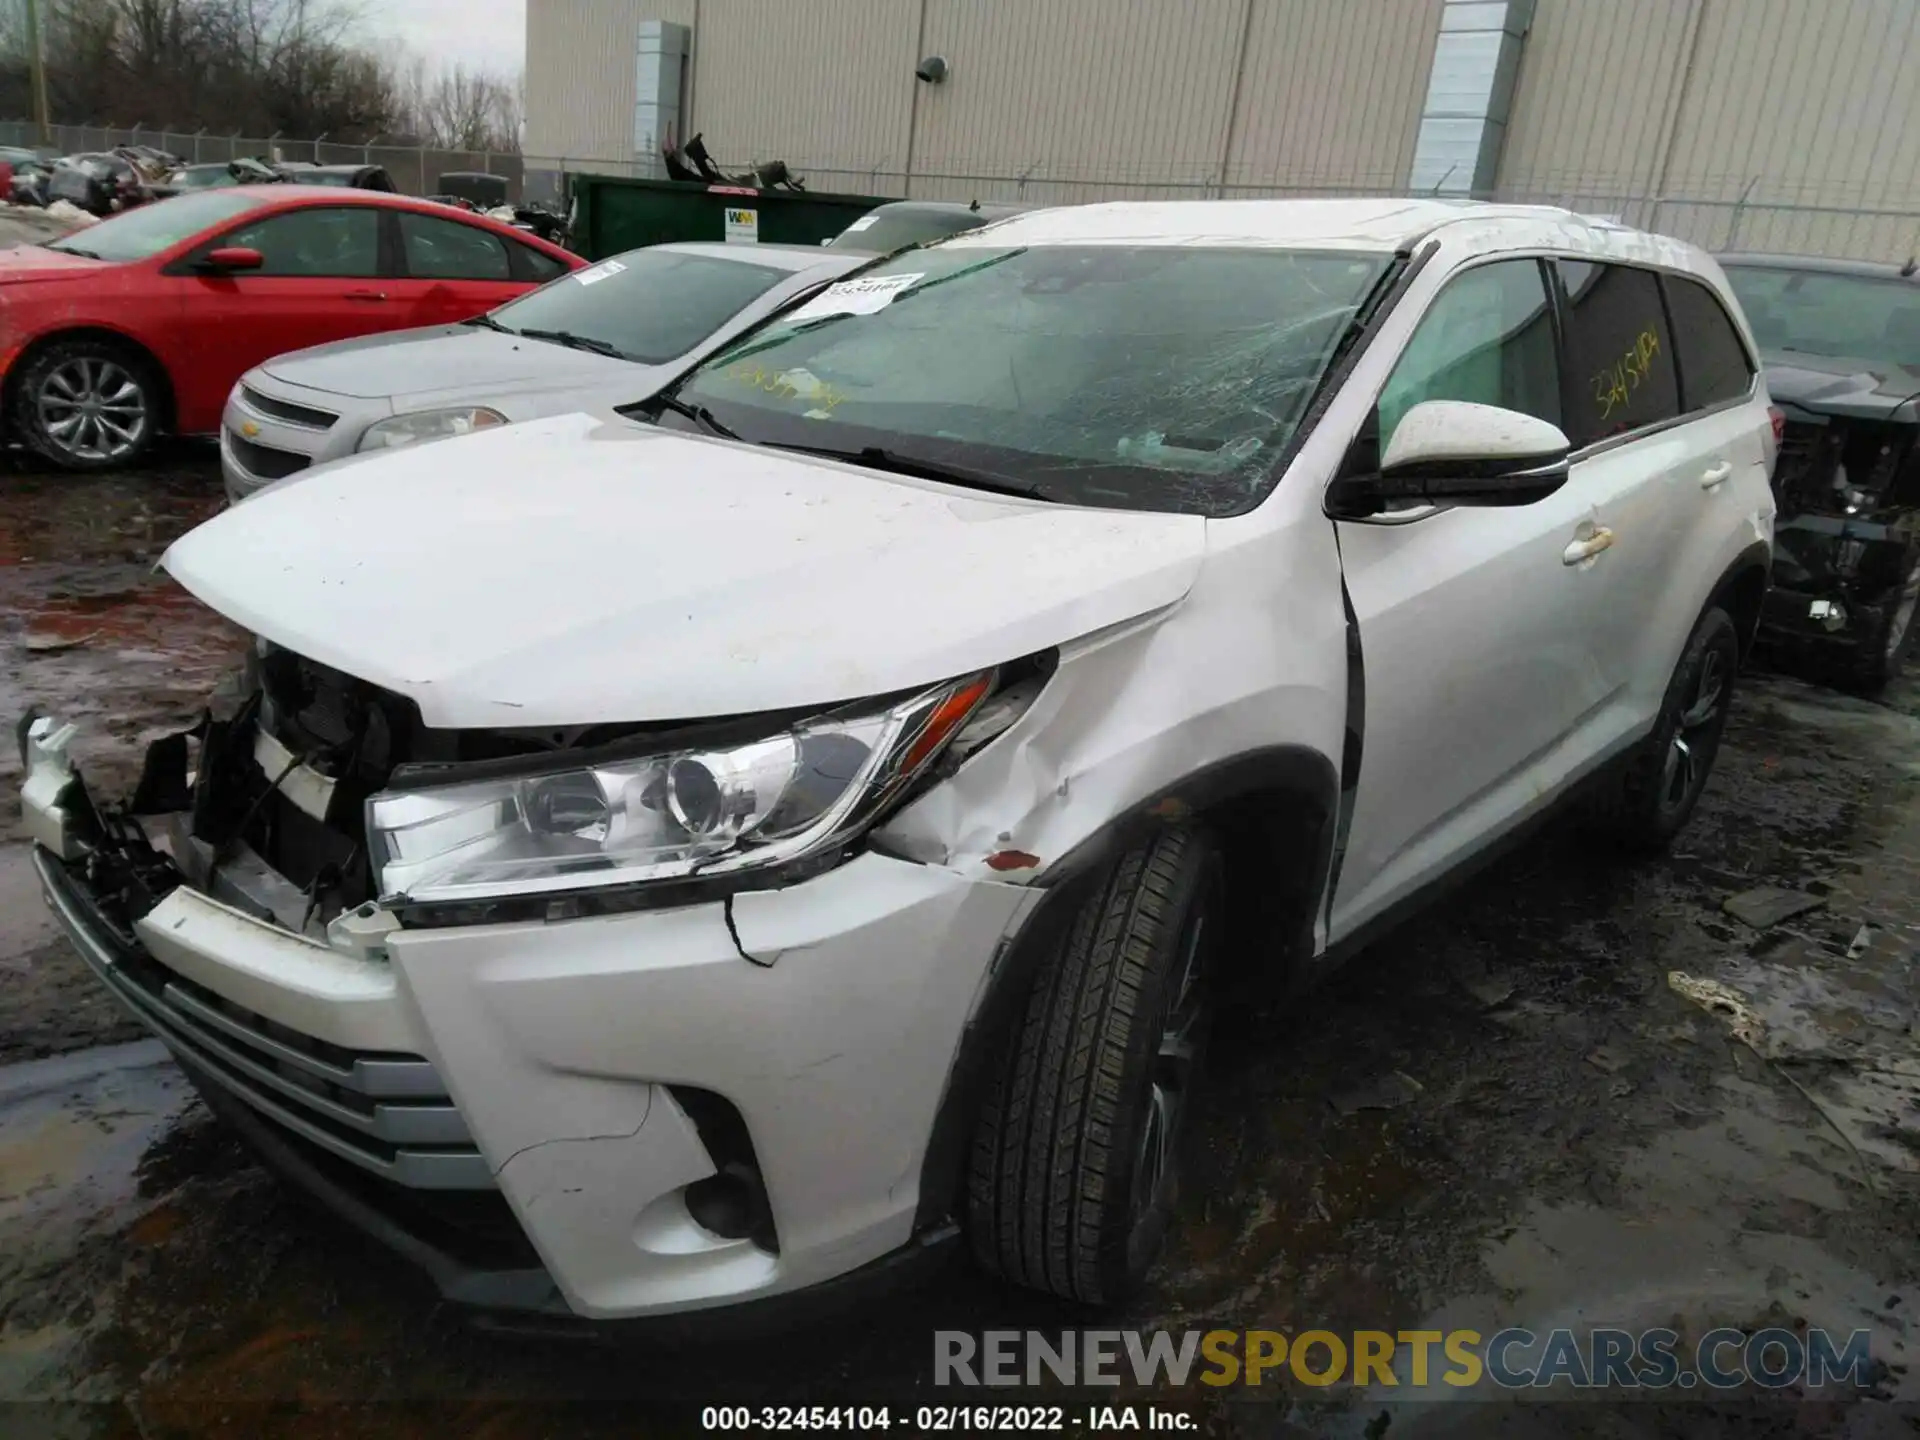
<box><xmin>0</xmin><ymin>123</ymin><xmax>525</xmax><ymax>202</ymax></box>
<box><xmin>521</xmin><ymin>150</ymin><xmax>1920</xmax><ymax>263</ymax></box>
<box><xmin>11</xmin><ymin>120</ymin><xmax>1915</xmax><ymax>261</ymax></box>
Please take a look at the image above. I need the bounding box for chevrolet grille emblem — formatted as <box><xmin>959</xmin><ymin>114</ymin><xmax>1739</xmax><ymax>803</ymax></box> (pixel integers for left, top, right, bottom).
<box><xmin>240</xmin><ymin>420</ymin><xmax>260</xmax><ymax>439</ymax></box>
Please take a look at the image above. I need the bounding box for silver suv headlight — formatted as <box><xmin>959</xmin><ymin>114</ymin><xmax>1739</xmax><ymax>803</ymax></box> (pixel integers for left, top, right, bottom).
<box><xmin>367</xmin><ymin>672</ymin><xmax>996</xmax><ymax>905</ymax></box>
<box><xmin>357</xmin><ymin>406</ymin><xmax>507</xmax><ymax>452</ymax></box>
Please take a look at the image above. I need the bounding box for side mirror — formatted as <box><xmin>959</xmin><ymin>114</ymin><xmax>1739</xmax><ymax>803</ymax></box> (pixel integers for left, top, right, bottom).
<box><xmin>199</xmin><ymin>245</ymin><xmax>264</xmax><ymax>274</ymax></box>
<box><xmin>1327</xmin><ymin>399</ymin><xmax>1572</xmax><ymax>517</ymax></box>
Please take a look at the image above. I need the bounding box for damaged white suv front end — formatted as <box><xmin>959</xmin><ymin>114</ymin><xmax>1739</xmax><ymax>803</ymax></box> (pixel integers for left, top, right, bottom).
<box><xmin>19</xmin><ymin>403</ymin><xmax>1214</xmax><ymax>1321</ymax></box>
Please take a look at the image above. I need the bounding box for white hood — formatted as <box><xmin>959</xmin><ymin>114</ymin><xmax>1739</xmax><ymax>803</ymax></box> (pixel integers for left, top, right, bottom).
<box><xmin>163</xmin><ymin>413</ymin><xmax>1206</xmax><ymax>728</ymax></box>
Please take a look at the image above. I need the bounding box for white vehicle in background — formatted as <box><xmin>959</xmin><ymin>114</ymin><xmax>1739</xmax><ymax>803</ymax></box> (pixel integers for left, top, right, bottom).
<box><xmin>221</xmin><ymin>242</ymin><xmax>867</xmax><ymax>502</ymax></box>
<box><xmin>24</xmin><ymin>198</ymin><xmax>1774</xmax><ymax>1323</ymax></box>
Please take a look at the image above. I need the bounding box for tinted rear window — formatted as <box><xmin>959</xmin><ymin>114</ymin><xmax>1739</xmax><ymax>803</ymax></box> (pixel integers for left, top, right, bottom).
<box><xmin>1556</xmin><ymin>261</ymin><xmax>1681</xmax><ymax>446</ymax></box>
<box><xmin>1663</xmin><ymin>274</ymin><xmax>1754</xmax><ymax>410</ymax></box>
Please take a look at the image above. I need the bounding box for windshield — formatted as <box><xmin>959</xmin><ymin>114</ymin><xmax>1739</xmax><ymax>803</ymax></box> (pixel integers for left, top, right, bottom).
<box><xmin>491</xmin><ymin>249</ymin><xmax>792</xmax><ymax>363</ymax></box>
<box><xmin>44</xmin><ymin>189</ymin><xmax>268</xmax><ymax>261</ymax></box>
<box><xmin>673</xmin><ymin>244</ymin><xmax>1387</xmax><ymax>515</ymax></box>
<box><xmin>1722</xmin><ymin>265</ymin><xmax>1920</xmax><ymax>370</ymax></box>
<box><xmin>828</xmin><ymin>209</ymin><xmax>987</xmax><ymax>254</ymax></box>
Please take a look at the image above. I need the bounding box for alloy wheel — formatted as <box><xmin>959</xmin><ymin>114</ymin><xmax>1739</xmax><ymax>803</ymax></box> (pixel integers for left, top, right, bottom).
<box><xmin>37</xmin><ymin>357</ymin><xmax>148</xmax><ymax>463</ymax></box>
<box><xmin>1885</xmin><ymin>571</ymin><xmax>1920</xmax><ymax>664</ymax></box>
<box><xmin>1126</xmin><ymin>875</ymin><xmax>1219</xmax><ymax>1253</ymax></box>
<box><xmin>1661</xmin><ymin>645</ymin><xmax>1727</xmax><ymax>813</ymax></box>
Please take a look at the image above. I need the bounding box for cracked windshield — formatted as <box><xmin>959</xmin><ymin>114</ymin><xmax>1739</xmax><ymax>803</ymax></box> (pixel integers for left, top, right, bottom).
<box><xmin>676</xmin><ymin>245</ymin><xmax>1387</xmax><ymax>514</ymax></box>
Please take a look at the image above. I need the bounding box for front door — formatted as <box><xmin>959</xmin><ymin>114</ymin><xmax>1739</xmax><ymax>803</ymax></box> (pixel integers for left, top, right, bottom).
<box><xmin>1329</xmin><ymin>256</ymin><xmax>1618</xmax><ymax>939</ymax></box>
<box><xmin>163</xmin><ymin>204</ymin><xmax>389</xmax><ymax>432</ymax></box>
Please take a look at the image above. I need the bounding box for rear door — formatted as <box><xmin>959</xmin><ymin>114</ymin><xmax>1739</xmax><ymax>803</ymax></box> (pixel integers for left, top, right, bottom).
<box><xmin>390</xmin><ymin>210</ymin><xmax>528</xmax><ymax>327</ymax></box>
<box><xmin>1552</xmin><ymin>260</ymin><xmax>1753</xmax><ymax>728</ymax></box>
<box><xmin>164</xmin><ymin>203</ymin><xmax>388</xmax><ymax>431</ymax></box>
<box><xmin>1330</xmin><ymin>256</ymin><xmax>1608</xmax><ymax>936</ymax></box>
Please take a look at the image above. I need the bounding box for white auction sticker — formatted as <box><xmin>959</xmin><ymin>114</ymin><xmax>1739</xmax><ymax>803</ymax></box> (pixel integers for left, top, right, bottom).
<box><xmin>788</xmin><ymin>272</ymin><xmax>926</xmax><ymax>321</ymax></box>
<box><xmin>843</xmin><ymin>215</ymin><xmax>878</xmax><ymax>232</ymax></box>
<box><xmin>574</xmin><ymin>259</ymin><xmax>628</xmax><ymax>286</ymax></box>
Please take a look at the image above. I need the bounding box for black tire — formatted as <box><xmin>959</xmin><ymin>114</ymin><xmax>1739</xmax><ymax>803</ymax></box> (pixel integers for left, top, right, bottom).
<box><xmin>1588</xmin><ymin>605</ymin><xmax>1740</xmax><ymax>853</ymax></box>
<box><xmin>1846</xmin><ymin>558</ymin><xmax>1920</xmax><ymax>694</ymax></box>
<box><xmin>967</xmin><ymin>826</ymin><xmax>1223</xmax><ymax>1304</ymax></box>
<box><xmin>9</xmin><ymin>336</ymin><xmax>161</xmax><ymax>471</ymax></box>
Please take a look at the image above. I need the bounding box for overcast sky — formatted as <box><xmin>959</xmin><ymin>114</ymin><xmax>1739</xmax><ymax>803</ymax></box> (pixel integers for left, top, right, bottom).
<box><xmin>373</xmin><ymin>0</ymin><xmax>526</xmax><ymax>76</ymax></box>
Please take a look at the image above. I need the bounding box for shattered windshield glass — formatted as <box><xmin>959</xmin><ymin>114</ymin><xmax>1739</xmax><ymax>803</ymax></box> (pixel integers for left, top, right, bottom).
<box><xmin>673</xmin><ymin>244</ymin><xmax>1387</xmax><ymax>515</ymax></box>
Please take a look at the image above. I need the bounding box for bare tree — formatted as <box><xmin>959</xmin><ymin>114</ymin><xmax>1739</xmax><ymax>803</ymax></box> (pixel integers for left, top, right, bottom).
<box><xmin>0</xmin><ymin>0</ymin><xmax>519</xmax><ymax>150</ymax></box>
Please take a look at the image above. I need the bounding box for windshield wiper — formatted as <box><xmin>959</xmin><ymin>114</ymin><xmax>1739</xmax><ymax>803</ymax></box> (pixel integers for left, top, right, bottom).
<box><xmin>463</xmin><ymin>313</ymin><xmax>517</xmax><ymax>335</ymax></box>
<box><xmin>515</xmin><ymin>327</ymin><xmax>625</xmax><ymax>359</ymax></box>
<box><xmin>45</xmin><ymin>243</ymin><xmax>102</xmax><ymax>260</ymax></box>
<box><xmin>765</xmin><ymin>443</ymin><xmax>1052</xmax><ymax>501</ymax></box>
<box><xmin>651</xmin><ymin>394</ymin><xmax>742</xmax><ymax>440</ymax></box>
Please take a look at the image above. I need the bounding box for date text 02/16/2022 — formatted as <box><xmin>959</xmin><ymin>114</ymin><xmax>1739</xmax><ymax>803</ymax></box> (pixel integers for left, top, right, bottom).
<box><xmin>700</xmin><ymin>1405</ymin><xmax>1197</xmax><ymax>1431</ymax></box>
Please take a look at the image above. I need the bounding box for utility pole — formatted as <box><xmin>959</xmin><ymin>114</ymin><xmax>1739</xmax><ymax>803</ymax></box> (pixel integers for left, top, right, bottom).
<box><xmin>24</xmin><ymin>0</ymin><xmax>52</xmax><ymax>143</ymax></box>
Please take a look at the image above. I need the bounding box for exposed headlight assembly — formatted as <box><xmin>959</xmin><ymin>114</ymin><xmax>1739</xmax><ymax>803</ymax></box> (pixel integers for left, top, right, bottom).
<box><xmin>356</xmin><ymin>406</ymin><xmax>508</xmax><ymax>452</ymax></box>
<box><xmin>367</xmin><ymin>672</ymin><xmax>1001</xmax><ymax>906</ymax></box>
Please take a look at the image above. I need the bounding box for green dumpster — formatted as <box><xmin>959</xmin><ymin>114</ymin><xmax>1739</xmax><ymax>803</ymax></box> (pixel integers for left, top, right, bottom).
<box><xmin>566</xmin><ymin>174</ymin><xmax>899</xmax><ymax>260</ymax></box>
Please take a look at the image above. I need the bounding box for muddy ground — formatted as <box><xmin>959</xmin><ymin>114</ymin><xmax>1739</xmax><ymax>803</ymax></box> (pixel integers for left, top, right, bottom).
<box><xmin>3</xmin><ymin>442</ymin><xmax>1920</xmax><ymax>1438</ymax></box>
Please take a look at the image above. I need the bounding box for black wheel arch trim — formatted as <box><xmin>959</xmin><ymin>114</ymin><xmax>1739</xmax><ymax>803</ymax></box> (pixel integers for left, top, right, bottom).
<box><xmin>1706</xmin><ymin>539</ymin><xmax>1773</xmax><ymax>659</ymax></box>
<box><xmin>913</xmin><ymin>743</ymin><xmax>1340</xmax><ymax>1234</ymax></box>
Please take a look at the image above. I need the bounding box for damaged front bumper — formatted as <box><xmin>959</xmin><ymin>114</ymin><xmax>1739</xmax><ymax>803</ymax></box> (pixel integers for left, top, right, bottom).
<box><xmin>20</xmin><ymin>712</ymin><xmax>1038</xmax><ymax>1321</ymax></box>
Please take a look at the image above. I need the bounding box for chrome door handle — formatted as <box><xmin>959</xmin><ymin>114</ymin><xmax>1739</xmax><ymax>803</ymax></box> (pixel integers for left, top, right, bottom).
<box><xmin>1562</xmin><ymin>526</ymin><xmax>1616</xmax><ymax>565</ymax></box>
<box><xmin>1699</xmin><ymin>461</ymin><xmax>1732</xmax><ymax>489</ymax></box>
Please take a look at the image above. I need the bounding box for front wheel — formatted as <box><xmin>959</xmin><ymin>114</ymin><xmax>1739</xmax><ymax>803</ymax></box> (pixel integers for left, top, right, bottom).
<box><xmin>967</xmin><ymin>826</ymin><xmax>1224</xmax><ymax>1304</ymax></box>
<box><xmin>10</xmin><ymin>338</ymin><xmax>160</xmax><ymax>471</ymax></box>
<box><xmin>1589</xmin><ymin>605</ymin><xmax>1740</xmax><ymax>852</ymax></box>
<box><xmin>1848</xmin><ymin>558</ymin><xmax>1920</xmax><ymax>693</ymax></box>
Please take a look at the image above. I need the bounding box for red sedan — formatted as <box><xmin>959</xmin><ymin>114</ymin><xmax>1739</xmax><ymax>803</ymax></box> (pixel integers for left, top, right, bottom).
<box><xmin>0</xmin><ymin>187</ymin><xmax>581</xmax><ymax>470</ymax></box>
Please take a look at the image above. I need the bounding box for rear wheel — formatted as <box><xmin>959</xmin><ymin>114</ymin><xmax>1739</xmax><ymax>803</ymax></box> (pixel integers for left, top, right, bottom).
<box><xmin>1589</xmin><ymin>605</ymin><xmax>1740</xmax><ymax>853</ymax></box>
<box><xmin>967</xmin><ymin>826</ymin><xmax>1223</xmax><ymax>1303</ymax></box>
<box><xmin>10</xmin><ymin>337</ymin><xmax>160</xmax><ymax>470</ymax></box>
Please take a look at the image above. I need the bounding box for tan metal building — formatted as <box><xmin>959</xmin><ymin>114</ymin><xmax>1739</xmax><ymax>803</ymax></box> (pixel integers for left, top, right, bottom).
<box><xmin>525</xmin><ymin>0</ymin><xmax>1920</xmax><ymax>259</ymax></box>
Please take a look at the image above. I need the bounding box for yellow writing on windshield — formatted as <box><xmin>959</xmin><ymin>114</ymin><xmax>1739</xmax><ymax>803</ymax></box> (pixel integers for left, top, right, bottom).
<box><xmin>1592</xmin><ymin>328</ymin><xmax>1660</xmax><ymax>421</ymax></box>
<box><xmin>721</xmin><ymin>360</ymin><xmax>849</xmax><ymax>416</ymax></box>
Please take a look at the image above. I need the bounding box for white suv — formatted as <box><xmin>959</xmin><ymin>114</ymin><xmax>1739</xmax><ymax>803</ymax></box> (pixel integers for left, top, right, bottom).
<box><xmin>22</xmin><ymin>199</ymin><xmax>1776</xmax><ymax>1321</ymax></box>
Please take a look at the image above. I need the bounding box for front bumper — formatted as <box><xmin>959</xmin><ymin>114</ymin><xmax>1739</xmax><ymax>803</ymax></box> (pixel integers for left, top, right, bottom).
<box><xmin>220</xmin><ymin>374</ymin><xmax>373</xmax><ymax>504</ymax></box>
<box><xmin>24</xmin><ymin>722</ymin><xmax>1040</xmax><ymax>1319</ymax></box>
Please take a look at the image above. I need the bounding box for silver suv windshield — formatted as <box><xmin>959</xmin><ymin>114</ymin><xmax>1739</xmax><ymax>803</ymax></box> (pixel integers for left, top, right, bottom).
<box><xmin>672</xmin><ymin>244</ymin><xmax>1388</xmax><ymax>516</ymax></box>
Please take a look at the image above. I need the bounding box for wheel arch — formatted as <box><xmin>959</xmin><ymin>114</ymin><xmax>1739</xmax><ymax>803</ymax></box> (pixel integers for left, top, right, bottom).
<box><xmin>3</xmin><ymin>325</ymin><xmax>178</xmax><ymax>436</ymax></box>
<box><xmin>1705</xmin><ymin>540</ymin><xmax>1772</xmax><ymax>663</ymax></box>
<box><xmin>912</xmin><ymin>744</ymin><xmax>1340</xmax><ymax>1233</ymax></box>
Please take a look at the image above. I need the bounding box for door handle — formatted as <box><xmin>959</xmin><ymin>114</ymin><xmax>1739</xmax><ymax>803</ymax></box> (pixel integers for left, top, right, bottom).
<box><xmin>344</xmin><ymin>289</ymin><xmax>386</xmax><ymax>302</ymax></box>
<box><xmin>1699</xmin><ymin>460</ymin><xmax>1732</xmax><ymax>489</ymax></box>
<box><xmin>1562</xmin><ymin>526</ymin><xmax>1616</xmax><ymax>566</ymax></box>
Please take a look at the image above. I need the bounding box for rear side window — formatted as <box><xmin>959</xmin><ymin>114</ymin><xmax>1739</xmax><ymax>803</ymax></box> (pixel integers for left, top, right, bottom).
<box><xmin>1662</xmin><ymin>275</ymin><xmax>1754</xmax><ymax>410</ymax></box>
<box><xmin>398</xmin><ymin>212</ymin><xmax>513</xmax><ymax>281</ymax></box>
<box><xmin>515</xmin><ymin>243</ymin><xmax>571</xmax><ymax>283</ymax></box>
<box><xmin>1555</xmin><ymin>261</ymin><xmax>1680</xmax><ymax>445</ymax></box>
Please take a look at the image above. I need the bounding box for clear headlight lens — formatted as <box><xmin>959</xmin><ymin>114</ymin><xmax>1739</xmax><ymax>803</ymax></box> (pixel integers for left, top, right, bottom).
<box><xmin>356</xmin><ymin>406</ymin><xmax>508</xmax><ymax>452</ymax></box>
<box><xmin>366</xmin><ymin>673</ymin><xmax>993</xmax><ymax>904</ymax></box>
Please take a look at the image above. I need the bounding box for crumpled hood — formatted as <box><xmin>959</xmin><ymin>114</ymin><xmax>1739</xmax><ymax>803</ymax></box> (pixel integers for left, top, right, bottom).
<box><xmin>162</xmin><ymin>414</ymin><xmax>1206</xmax><ymax>727</ymax></box>
<box><xmin>262</xmin><ymin>326</ymin><xmax>635</xmax><ymax>402</ymax></box>
<box><xmin>1761</xmin><ymin>350</ymin><xmax>1920</xmax><ymax>422</ymax></box>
